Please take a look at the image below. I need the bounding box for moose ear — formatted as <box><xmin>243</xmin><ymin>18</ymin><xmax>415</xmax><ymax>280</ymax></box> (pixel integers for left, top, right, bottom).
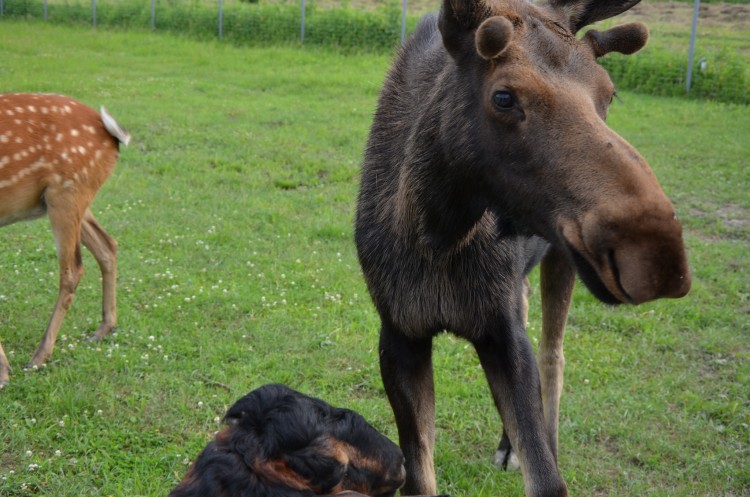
<box><xmin>439</xmin><ymin>0</ymin><xmax>492</xmax><ymax>56</ymax></box>
<box><xmin>583</xmin><ymin>22</ymin><xmax>648</xmax><ymax>57</ymax></box>
<box><xmin>475</xmin><ymin>16</ymin><xmax>514</xmax><ymax>60</ymax></box>
<box><xmin>548</xmin><ymin>0</ymin><xmax>642</xmax><ymax>33</ymax></box>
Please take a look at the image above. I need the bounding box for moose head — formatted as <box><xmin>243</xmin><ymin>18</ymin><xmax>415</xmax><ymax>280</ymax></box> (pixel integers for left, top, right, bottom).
<box><xmin>436</xmin><ymin>0</ymin><xmax>690</xmax><ymax>306</ymax></box>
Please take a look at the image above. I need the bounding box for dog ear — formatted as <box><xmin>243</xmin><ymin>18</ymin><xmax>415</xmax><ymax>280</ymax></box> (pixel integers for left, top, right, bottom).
<box><xmin>283</xmin><ymin>444</ymin><xmax>348</xmax><ymax>494</ymax></box>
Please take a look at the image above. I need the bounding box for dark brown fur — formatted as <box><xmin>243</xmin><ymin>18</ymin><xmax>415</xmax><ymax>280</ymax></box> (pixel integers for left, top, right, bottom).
<box><xmin>354</xmin><ymin>0</ymin><xmax>690</xmax><ymax>496</ymax></box>
<box><xmin>168</xmin><ymin>384</ymin><xmax>406</xmax><ymax>497</ymax></box>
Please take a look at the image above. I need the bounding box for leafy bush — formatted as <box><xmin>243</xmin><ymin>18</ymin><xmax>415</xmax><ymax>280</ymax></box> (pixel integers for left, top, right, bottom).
<box><xmin>601</xmin><ymin>48</ymin><xmax>750</xmax><ymax>105</ymax></box>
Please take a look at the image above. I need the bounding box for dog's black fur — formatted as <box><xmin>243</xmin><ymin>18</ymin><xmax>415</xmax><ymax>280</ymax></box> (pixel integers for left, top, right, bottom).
<box><xmin>169</xmin><ymin>384</ymin><xmax>406</xmax><ymax>497</ymax></box>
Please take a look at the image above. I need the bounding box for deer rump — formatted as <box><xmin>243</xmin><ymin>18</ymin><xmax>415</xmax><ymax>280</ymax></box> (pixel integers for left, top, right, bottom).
<box><xmin>355</xmin><ymin>0</ymin><xmax>690</xmax><ymax>496</ymax></box>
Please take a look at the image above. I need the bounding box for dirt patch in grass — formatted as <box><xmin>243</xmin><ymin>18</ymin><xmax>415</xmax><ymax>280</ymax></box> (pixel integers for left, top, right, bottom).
<box><xmin>620</xmin><ymin>1</ymin><xmax>750</xmax><ymax>30</ymax></box>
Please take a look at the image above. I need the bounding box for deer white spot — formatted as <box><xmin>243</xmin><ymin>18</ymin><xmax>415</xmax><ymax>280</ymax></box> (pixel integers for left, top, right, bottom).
<box><xmin>63</xmin><ymin>105</ymin><xmax>72</xmax><ymax>114</ymax></box>
<box><xmin>41</xmin><ymin>107</ymin><xmax>49</xmax><ymax>114</ymax></box>
<box><xmin>0</xmin><ymin>134</ymin><xmax>8</xmax><ymax>143</ymax></box>
<box><xmin>5</xmin><ymin>110</ymin><xmax>13</xmax><ymax>116</ymax></box>
<box><xmin>13</xmin><ymin>153</ymin><xmax>21</xmax><ymax>161</ymax></box>
<box><xmin>62</xmin><ymin>179</ymin><xmax>74</xmax><ymax>189</ymax></box>
<box><xmin>56</xmin><ymin>133</ymin><xmax>64</xmax><ymax>142</ymax></box>
<box><xmin>27</xmin><ymin>105</ymin><xmax>37</xmax><ymax>113</ymax></box>
<box><xmin>70</xmin><ymin>129</ymin><xmax>80</xmax><ymax>137</ymax></box>
<box><xmin>78</xmin><ymin>146</ymin><xmax>86</xmax><ymax>155</ymax></box>
<box><xmin>14</xmin><ymin>137</ymin><xmax>23</xmax><ymax>144</ymax></box>
<box><xmin>14</xmin><ymin>107</ymin><xmax>24</xmax><ymax>113</ymax></box>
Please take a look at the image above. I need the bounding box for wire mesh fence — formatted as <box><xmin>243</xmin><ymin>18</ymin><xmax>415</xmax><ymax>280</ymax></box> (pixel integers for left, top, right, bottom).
<box><xmin>0</xmin><ymin>0</ymin><xmax>748</xmax><ymax>103</ymax></box>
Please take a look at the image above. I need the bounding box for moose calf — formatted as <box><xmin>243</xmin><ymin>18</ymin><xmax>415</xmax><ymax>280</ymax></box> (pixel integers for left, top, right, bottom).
<box><xmin>355</xmin><ymin>0</ymin><xmax>691</xmax><ymax>495</ymax></box>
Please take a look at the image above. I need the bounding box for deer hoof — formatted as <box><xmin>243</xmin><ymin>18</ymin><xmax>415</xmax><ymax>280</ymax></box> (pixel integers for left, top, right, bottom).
<box><xmin>89</xmin><ymin>325</ymin><xmax>116</xmax><ymax>342</ymax></box>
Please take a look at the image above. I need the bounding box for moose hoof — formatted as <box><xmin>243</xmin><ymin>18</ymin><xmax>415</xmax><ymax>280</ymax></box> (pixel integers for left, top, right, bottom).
<box><xmin>493</xmin><ymin>447</ymin><xmax>521</xmax><ymax>472</ymax></box>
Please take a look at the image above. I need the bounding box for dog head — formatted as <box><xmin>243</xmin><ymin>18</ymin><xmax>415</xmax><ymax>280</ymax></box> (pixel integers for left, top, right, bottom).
<box><xmin>169</xmin><ymin>384</ymin><xmax>406</xmax><ymax>497</ymax></box>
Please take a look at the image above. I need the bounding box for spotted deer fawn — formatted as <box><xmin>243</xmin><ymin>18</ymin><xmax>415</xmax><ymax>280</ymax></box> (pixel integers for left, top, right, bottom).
<box><xmin>0</xmin><ymin>93</ymin><xmax>130</xmax><ymax>387</ymax></box>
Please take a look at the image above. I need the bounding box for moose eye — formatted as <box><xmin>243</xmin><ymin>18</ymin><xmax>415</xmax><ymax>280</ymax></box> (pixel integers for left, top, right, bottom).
<box><xmin>492</xmin><ymin>90</ymin><xmax>515</xmax><ymax>110</ymax></box>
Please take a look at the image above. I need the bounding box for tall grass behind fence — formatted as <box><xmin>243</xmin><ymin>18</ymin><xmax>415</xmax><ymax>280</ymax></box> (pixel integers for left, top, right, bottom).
<box><xmin>0</xmin><ymin>0</ymin><xmax>748</xmax><ymax>104</ymax></box>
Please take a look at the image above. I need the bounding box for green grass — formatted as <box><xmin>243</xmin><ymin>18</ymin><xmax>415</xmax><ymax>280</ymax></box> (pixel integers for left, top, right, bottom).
<box><xmin>2</xmin><ymin>0</ymin><xmax>749</xmax><ymax>102</ymax></box>
<box><xmin>0</xmin><ymin>21</ymin><xmax>749</xmax><ymax>497</ymax></box>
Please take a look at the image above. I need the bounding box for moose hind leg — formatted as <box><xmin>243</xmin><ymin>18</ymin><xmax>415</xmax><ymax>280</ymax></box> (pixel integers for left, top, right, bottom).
<box><xmin>0</xmin><ymin>343</ymin><xmax>10</xmax><ymax>387</ymax></box>
<box><xmin>379</xmin><ymin>323</ymin><xmax>436</xmax><ymax>496</ymax></box>
<box><xmin>475</xmin><ymin>330</ymin><xmax>567</xmax><ymax>497</ymax></box>
<box><xmin>537</xmin><ymin>247</ymin><xmax>575</xmax><ymax>460</ymax></box>
<box><xmin>493</xmin><ymin>277</ymin><xmax>531</xmax><ymax>472</ymax></box>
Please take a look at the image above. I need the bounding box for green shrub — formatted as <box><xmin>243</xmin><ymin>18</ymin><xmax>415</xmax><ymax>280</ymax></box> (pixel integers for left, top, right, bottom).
<box><xmin>601</xmin><ymin>48</ymin><xmax>750</xmax><ymax>105</ymax></box>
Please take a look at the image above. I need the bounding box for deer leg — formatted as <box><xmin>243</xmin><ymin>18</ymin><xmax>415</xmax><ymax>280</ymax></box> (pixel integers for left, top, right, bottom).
<box><xmin>80</xmin><ymin>209</ymin><xmax>117</xmax><ymax>340</ymax></box>
<box><xmin>0</xmin><ymin>343</ymin><xmax>10</xmax><ymax>387</ymax></box>
<box><xmin>379</xmin><ymin>323</ymin><xmax>436</xmax><ymax>496</ymax></box>
<box><xmin>26</xmin><ymin>201</ymin><xmax>85</xmax><ymax>370</ymax></box>
<box><xmin>475</xmin><ymin>325</ymin><xmax>568</xmax><ymax>497</ymax></box>
<box><xmin>538</xmin><ymin>246</ymin><xmax>575</xmax><ymax>460</ymax></box>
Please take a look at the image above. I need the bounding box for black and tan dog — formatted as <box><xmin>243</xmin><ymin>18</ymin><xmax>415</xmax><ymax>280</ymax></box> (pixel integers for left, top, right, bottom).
<box><xmin>169</xmin><ymin>384</ymin><xmax>406</xmax><ymax>497</ymax></box>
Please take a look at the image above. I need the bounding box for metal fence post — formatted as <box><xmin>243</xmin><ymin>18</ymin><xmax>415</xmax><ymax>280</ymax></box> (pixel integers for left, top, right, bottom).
<box><xmin>0</xmin><ymin>0</ymin><xmax>4</xmax><ymax>17</ymax></box>
<box><xmin>92</xmin><ymin>0</ymin><xmax>96</xmax><ymax>28</ymax></box>
<box><xmin>401</xmin><ymin>0</ymin><xmax>407</xmax><ymax>44</ymax></box>
<box><xmin>44</xmin><ymin>0</ymin><xmax>48</xmax><ymax>21</ymax></box>
<box><xmin>151</xmin><ymin>0</ymin><xmax>155</xmax><ymax>31</ymax></box>
<box><xmin>218</xmin><ymin>0</ymin><xmax>223</xmax><ymax>39</ymax></box>
<box><xmin>686</xmin><ymin>0</ymin><xmax>700</xmax><ymax>94</ymax></box>
<box><xmin>300</xmin><ymin>0</ymin><xmax>306</xmax><ymax>44</ymax></box>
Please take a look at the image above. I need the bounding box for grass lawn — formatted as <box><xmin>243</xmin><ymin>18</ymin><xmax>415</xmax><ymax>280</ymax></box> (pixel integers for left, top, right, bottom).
<box><xmin>0</xmin><ymin>20</ymin><xmax>748</xmax><ymax>497</ymax></box>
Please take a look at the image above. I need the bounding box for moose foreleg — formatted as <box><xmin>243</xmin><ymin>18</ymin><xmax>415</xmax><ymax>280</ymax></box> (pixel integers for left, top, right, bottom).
<box><xmin>379</xmin><ymin>324</ymin><xmax>436</xmax><ymax>496</ymax></box>
<box><xmin>538</xmin><ymin>247</ymin><xmax>575</xmax><ymax>460</ymax></box>
<box><xmin>476</xmin><ymin>329</ymin><xmax>568</xmax><ymax>497</ymax></box>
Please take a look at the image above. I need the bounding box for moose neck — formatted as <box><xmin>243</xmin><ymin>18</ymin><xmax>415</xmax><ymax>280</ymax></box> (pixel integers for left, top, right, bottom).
<box><xmin>394</xmin><ymin>73</ymin><xmax>504</xmax><ymax>253</ymax></box>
